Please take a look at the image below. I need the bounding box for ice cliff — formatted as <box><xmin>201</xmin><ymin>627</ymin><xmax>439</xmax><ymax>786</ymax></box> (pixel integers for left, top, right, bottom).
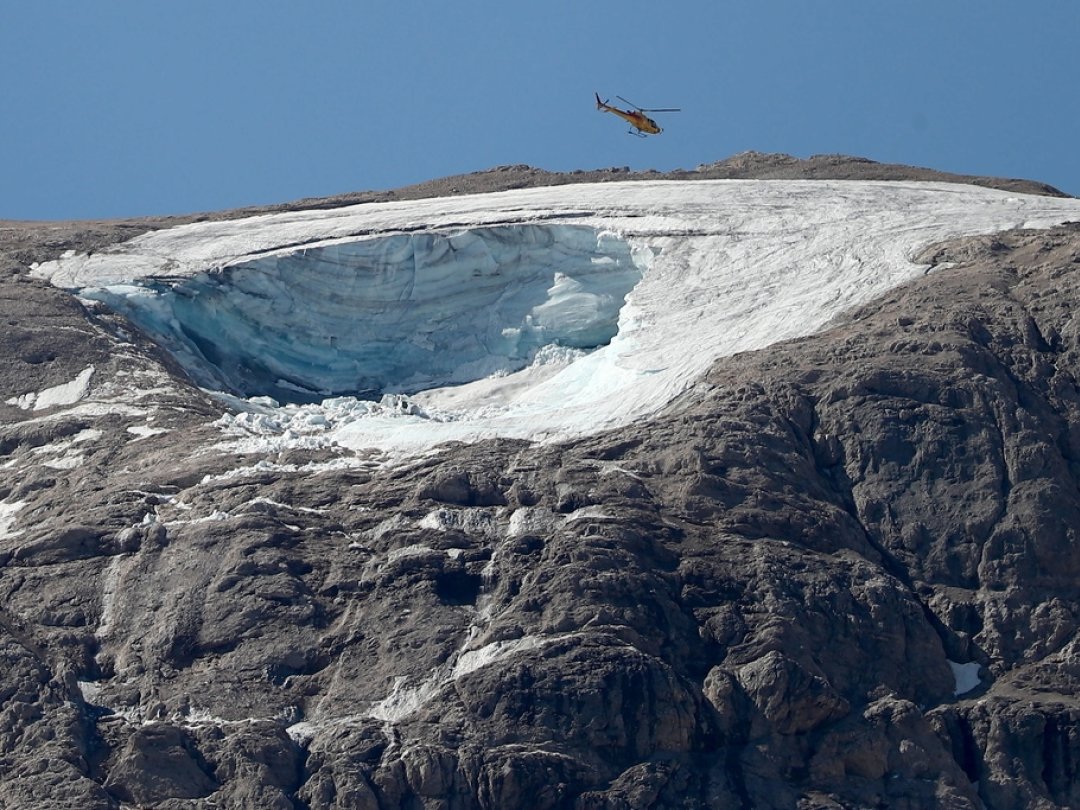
<box><xmin>78</xmin><ymin>225</ymin><xmax>644</xmax><ymax>403</ymax></box>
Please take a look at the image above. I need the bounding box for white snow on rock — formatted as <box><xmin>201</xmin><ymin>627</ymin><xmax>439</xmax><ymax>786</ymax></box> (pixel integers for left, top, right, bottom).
<box><xmin>31</xmin><ymin>181</ymin><xmax>1080</xmax><ymax>455</ymax></box>
<box><xmin>366</xmin><ymin>675</ymin><xmax>442</xmax><ymax>724</ymax></box>
<box><xmin>949</xmin><ymin>660</ymin><xmax>983</xmax><ymax>696</ymax></box>
<box><xmin>29</xmin><ymin>428</ymin><xmax>103</xmax><ymax>471</ymax></box>
<box><xmin>450</xmin><ymin>634</ymin><xmax>550</xmax><ymax>680</ymax></box>
<box><xmin>126</xmin><ymin>424</ymin><xmax>170</xmax><ymax>440</ymax></box>
<box><xmin>6</xmin><ymin>365</ymin><xmax>95</xmax><ymax>411</ymax></box>
<box><xmin>507</xmin><ymin>506</ymin><xmax>559</xmax><ymax>538</ymax></box>
<box><xmin>418</xmin><ymin>507</ymin><xmax>501</xmax><ymax>537</ymax></box>
<box><xmin>0</xmin><ymin>500</ymin><xmax>26</xmax><ymax>540</ymax></box>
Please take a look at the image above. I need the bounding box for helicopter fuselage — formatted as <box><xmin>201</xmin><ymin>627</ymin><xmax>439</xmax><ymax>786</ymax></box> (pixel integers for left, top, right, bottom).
<box><xmin>595</xmin><ymin>93</ymin><xmax>673</xmax><ymax>136</ymax></box>
<box><xmin>610</xmin><ymin>108</ymin><xmax>662</xmax><ymax>135</ymax></box>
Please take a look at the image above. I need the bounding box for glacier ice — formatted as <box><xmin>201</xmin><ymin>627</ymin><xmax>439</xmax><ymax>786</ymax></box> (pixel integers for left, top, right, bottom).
<box><xmin>35</xmin><ymin>180</ymin><xmax>1080</xmax><ymax>454</ymax></box>
<box><xmin>81</xmin><ymin>224</ymin><xmax>644</xmax><ymax>404</ymax></box>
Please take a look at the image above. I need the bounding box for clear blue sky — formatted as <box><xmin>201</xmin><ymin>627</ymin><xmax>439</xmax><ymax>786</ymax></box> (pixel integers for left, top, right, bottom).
<box><xmin>3</xmin><ymin>1</ymin><xmax>1078</xmax><ymax>220</ymax></box>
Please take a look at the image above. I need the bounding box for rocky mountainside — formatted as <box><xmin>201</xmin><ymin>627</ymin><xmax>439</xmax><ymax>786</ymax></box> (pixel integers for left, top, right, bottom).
<box><xmin>1</xmin><ymin>156</ymin><xmax>1079</xmax><ymax>808</ymax></box>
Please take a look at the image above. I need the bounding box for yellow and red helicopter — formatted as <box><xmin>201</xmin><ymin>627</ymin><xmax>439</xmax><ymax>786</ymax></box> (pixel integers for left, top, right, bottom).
<box><xmin>595</xmin><ymin>92</ymin><xmax>680</xmax><ymax>136</ymax></box>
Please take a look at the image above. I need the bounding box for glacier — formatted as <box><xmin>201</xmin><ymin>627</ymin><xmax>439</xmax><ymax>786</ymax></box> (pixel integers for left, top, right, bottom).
<box><xmin>33</xmin><ymin>180</ymin><xmax>1080</xmax><ymax>455</ymax></box>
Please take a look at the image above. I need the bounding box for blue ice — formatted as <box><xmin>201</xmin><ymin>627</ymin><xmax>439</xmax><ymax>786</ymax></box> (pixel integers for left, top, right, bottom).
<box><xmin>82</xmin><ymin>224</ymin><xmax>644</xmax><ymax>403</ymax></box>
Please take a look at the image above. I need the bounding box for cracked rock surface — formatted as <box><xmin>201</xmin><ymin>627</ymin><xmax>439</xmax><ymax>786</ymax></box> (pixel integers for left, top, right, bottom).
<box><xmin>1</xmin><ymin>156</ymin><xmax>1078</xmax><ymax>808</ymax></box>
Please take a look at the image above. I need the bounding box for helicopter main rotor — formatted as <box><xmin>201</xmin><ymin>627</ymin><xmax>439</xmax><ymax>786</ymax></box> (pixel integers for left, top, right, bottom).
<box><xmin>616</xmin><ymin>95</ymin><xmax>681</xmax><ymax>113</ymax></box>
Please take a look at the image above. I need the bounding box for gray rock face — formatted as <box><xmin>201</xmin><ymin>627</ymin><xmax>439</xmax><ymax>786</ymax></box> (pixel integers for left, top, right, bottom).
<box><xmin>1</xmin><ymin>158</ymin><xmax>1079</xmax><ymax>808</ymax></box>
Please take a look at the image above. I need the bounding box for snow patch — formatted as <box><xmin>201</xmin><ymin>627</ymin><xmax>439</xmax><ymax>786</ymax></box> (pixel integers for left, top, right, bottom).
<box><xmin>0</xmin><ymin>500</ymin><xmax>26</xmax><ymax>540</ymax></box>
<box><xmin>184</xmin><ymin>708</ymin><xmax>233</xmax><ymax>726</ymax></box>
<box><xmin>507</xmin><ymin>507</ymin><xmax>558</xmax><ymax>537</ymax></box>
<box><xmin>286</xmin><ymin>720</ymin><xmax>318</xmax><ymax>744</ymax></box>
<box><xmin>361</xmin><ymin>626</ymin><xmax>644</xmax><ymax>727</ymax></box>
<box><xmin>6</xmin><ymin>366</ymin><xmax>95</xmax><ymax>411</ymax></box>
<box><xmin>28</xmin><ymin>427</ymin><xmax>102</xmax><ymax>466</ymax></box>
<box><xmin>196</xmin><ymin>454</ymin><xmax>382</xmax><ymax>485</ymax></box>
<box><xmin>42</xmin><ymin>453</ymin><xmax>85</xmax><ymax>470</ymax></box>
<box><xmin>451</xmin><ymin>635</ymin><xmax>549</xmax><ymax>679</ymax></box>
<box><xmin>564</xmin><ymin>506</ymin><xmax>616</xmax><ymax>523</ymax></box>
<box><xmin>10</xmin><ymin>401</ymin><xmax>148</xmax><ymax>425</ymax></box>
<box><xmin>949</xmin><ymin>660</ymin><xmax>982</xmax><ymax>696</ymax></box>
<box><xmin>126</xmin><ymin>424</ymin><xmax>170</xmax><ymax>439</ymax></box>
<box><xmin>419</xmin><ymin>507</ymin><xmax>500</xmax><ymax>537</ymax></box>
<box><xmin>366</xmin><ymin>634</ymin><xmax>563</xmax><ymax>724</ymax></box>
<box><xmin>366</xmin><ymin>675</ymin><xmax>441</xmax><ymax>724</ymax></box>
<box><xmin>243</xmin><ymin>497</ymin><xmax>327</xmax><ymax>515</ymax></box>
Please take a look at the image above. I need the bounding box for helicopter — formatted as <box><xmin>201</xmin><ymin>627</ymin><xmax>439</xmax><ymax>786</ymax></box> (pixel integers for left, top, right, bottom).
<box><xmin>595</xmin><ymin>92</ymin><xmax>680</xmax><ymax>136</ymax></box>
